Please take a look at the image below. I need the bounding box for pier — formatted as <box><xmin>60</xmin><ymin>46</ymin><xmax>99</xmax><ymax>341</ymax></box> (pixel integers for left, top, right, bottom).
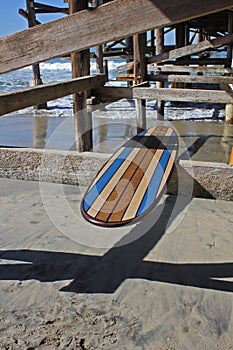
<box><xmin>0</xmin><ymin>0</ymin><xmax>233</xmax><ymax>198</ymax></box>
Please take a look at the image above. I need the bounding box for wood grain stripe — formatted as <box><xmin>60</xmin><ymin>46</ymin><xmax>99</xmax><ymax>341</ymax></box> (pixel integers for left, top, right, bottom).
<box><xmin>96</xmin><ymin>148</ymin><xmax>148</xmax><ymax>222</ymax></box>
<box><xmin>107</xmin><ymin>128</ymin><xmax>168</xmax><ymax>222</ymax></box>
<box><xmin>87</xmin><ymin>128</ymin><xmax>158</xmax><ymax>219</ymax></box>
<box><xmin>108</xmin><ymin>148</ymin><xmax>156</xmax><ymax>222</ymax></box>
<box><xmin>87</xmin><ymin>147</ymin><xmax>141</xmax><ymax>218</ymax></box>
<box><xmin>88</xmin><ymin>128</ymin><xmax>156</xmax><ymax>191</ymax></box>
<box><xmin>94</xmin><ymin>127</ymin><xmax>163</xmax><ymax>221</ymax></box>
<box><xmin>122</xmin><ymin>128</ymin><xmax>173</xmax><ymax>221</ymax></box>
<box><xmin>121</xmin><ymin>149</ymin><xmax>164</xmax><ymax>221</ymax></box>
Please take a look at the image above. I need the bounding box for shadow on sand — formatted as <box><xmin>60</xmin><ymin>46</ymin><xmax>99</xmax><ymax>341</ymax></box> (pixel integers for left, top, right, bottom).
<box><xmin>0</xmin><ymin>194</ymin><xmax>233</xmax><ymax>294</ymax></box>
<box><xmin>0</xmin><ymin>135</ymin><xmax>232</xmax><ymax>294</ymax></box>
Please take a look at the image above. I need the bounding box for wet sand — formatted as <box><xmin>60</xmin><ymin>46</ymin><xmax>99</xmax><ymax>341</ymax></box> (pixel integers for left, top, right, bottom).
<box><xmin>1</xmin><ymin>178</ymin><xmax>233</xmax><ymax>349</ymax></box>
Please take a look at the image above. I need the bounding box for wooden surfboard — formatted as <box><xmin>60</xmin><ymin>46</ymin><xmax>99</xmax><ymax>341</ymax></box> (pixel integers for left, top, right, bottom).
<box><xmin>81</xmin><ymin>125</ymin><xmax>178</xmax><ymax>227</ymax></box>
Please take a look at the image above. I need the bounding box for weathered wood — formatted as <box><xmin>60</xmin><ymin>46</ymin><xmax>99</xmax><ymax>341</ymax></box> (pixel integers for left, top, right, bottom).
<box><xmin>156</xmin><ymin>28</ymin><xmax>165</xmax><ymax>120</ymax></box>
<box><xmin>119</xmin><ymin>58</ymin><xmax>233</xmax><ymax>78</ymax></box>
<box><xmin>149</xmin><ymin>65</ymin><xmax>233</xmax><ymax>74</ymax></box>
<box><xmin>1</xmin><ymin>0</ymin><xmax>233</xmax><ymax>74</ymax></box>
<box><xmin>116</xmin><ymin>73</ymin><xmax>135</xmax><ymax>81</ymax></box>
<box><xmin>93</xmin><ymin>86</ymin><xmax>132</xmax><ymax>102</ymax></box>
<box><xmin>34</xmin><ymin>2</ymin><xmax>68</xmax><ymax>14</ymax></box>
<box><xmin>147</xmin><ymin>74</ymin><xmax>233</xmax><ymax>85</ymax></box>
<box><xmin>150</xmin><ymin>30</ymin><xmax>155</xmax><ymax>55</ymax></box>
<box><xmin>26</xmin><ymin>0</ymin><xmax>47</xmax><ymax>110</ymax></box>
<box><xmin>133</xmin><ymin>33</ymin><xmax>146</xmax><ymax>85</ymax></box>
<box><xmin>227</xmin><ymin>12</ymin><xmax>233</xmax><ymax>65</ymax></box>
<box><xmin>134</xmin><ymin>33</ymin><xmax>147</xmax><ymax>130</ymax></box>
<box><xmin>118</xmin><ymin>62</ymin><xmax>134</xmax><ymax>73</ymax></box>
<box><xmin>69</xmin><ymin>0</ymin><xmax>92</xmax><ymax>152</ymax></box>
<box><xmin>95</xmin><ymin>45</ymin><xmax>104</xmax><ymax>74</ymax></box>
<box><xmin>153</xmin><ymin>58</ymin><xmax>229</xmax><ymax>66</ymax></box>
<box><xmin>0</xmin><ymin>74</ymin><xmax>105</xmax><ymax>116</ymax></box>
<box><xmin>226</xmin><ymin>104</ymin><xmax>233</xmax><ymax>124</ymax></box>
<box><xmin>18</xmin><ymin>8</ymin><xmax>41</xmax><ymax>25</ymax></box>
<box><xmin>148</xmin><ymin>33</ymin><xmax>233</xmax><ymax>64</ymax></box>
<box><xmin>176</xmin><ymin>57</ymin><xmax>226</xmax><ymax>66</ymax></box>
<box><xmin>133</xmin><ymin>87</ymin><xmax>233</xmax><ymax>104</ymax></box>
<box><xmin>118</xmin><ymin>72</ymin><xmax>233</xmax><ymax>84</ymax></box>
<box><xmin>176</xmin><ymin>23</ymin><xmax>185</xmax><ymax>49</ymax></box>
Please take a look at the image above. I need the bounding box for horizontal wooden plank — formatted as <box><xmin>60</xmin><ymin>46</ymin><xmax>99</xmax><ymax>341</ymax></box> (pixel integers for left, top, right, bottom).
<box><xmin>147</xmin><ymin>74</ymin><xmax>233</xmax><ymax>84</ymax></box>
<box><xmin>34</xmin><ymin>2</ymin><xmax>68</xmax><ymax>14</ymax></box>
<box><xmin>133</xmin><ymin>87</ymin><xmax>233</xmax><ymax>104</ymax></box>
<box><xmin>153</xmin><ymin>58</ymin><xmax>229</xmax><ymax>66</ymax></box>
<box><xmin>147</xmin><ymin>33</ymin><xmax>233</xmax><ymax>64</ymax></box>
<box><xmin>1</xmin><ymin>0</ymin><xmax>233</xmax><ymax>73</ymax></box>
<box><xmin>0</xmin><ymin>74</ymin><xmax>105</xmax><ymax>116</ymax></box>
<box><xmin>93</xmin><ymin>86</ymin><xmax>133</xmax><ymax>102</ymax></box>
<box><xmin>148</xmin><ymin>65</ymin><xmax>233</xmax><ymax>74</ymax></box>
<box><xmin>118</xmin><ymin>59</ymin><xmax>233</xmax><ymax>77</ymax></box>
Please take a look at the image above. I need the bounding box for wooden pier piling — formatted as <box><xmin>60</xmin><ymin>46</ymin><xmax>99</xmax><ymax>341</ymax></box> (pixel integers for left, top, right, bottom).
<box><xmin>134</xmin><ymin>33</ymin><xmax>147</xmax><ymax>131</ymax></box>
<box><xmin>156</xmin><ymin>28</ymin><xmax>165</xmax><ymax>120</ymax></box>
<box><xmin>26</xmin><ymin>0</ymin><xmax>47</xmax><ymax>110</ymax></box>
<box><xmin>69</xmin><ymin>0</ymin><xmax>92</xmax><ymax>152</ymax></box>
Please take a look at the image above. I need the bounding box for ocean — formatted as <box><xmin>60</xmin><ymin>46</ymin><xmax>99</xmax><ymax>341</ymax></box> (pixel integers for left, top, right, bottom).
<box><xmin>0</xmin><ymin>58</ymin><xmax>228</xmax><ymax>152</ymax></box>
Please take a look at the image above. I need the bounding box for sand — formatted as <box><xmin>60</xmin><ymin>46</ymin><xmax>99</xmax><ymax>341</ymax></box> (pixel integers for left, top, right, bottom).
<box><xmin>1</xmin><ymin>178</ymin><xmax>233</xmax><ymax>349</ymax></box>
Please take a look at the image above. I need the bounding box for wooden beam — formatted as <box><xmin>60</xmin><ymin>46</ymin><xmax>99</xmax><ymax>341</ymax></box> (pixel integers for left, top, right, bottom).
<box><xmin>34</xmin><ymin>2</ymin><xmax>68</xmax><ymax>14</ymax></box>
<box><xmin>133</xmin><ymin>33</ymin><xmax>146</xmax><ymax>85</ymax></box>
<box><xmin>93</xmin><ymin>86</ymin><xmax>132</xmax><ymax>103</ymax></box>
<box><xmin>134</xmin><ymin>33</ymin><xmax>147</xmax><ymax>130</ymax></box>
<box><xmin>26</xmin><ymin>0</ymin><xmax>47</xmax><ymax>110</ymax></box>
<box><xmin>148</xmin><ymin>33</ymin><xmax>233</xmax><ymax>64</ymax></box>
<box><xmin>148</xmin><ymin>65</ymin><xmax>233</xmax><ymax>74</ymax></box>
<box><xmin>156</xmin><ymin>28</ymin><xmax>165</xmax><ymax>119</ymax></box>
<box><xmin>35</xmin><ymin>8</ymin><xmax>68</xmax><ymax>14</ymax></box>
<box><xmin>147</xmin><ymin>74</ymin><xmax>233</xmax><ymax>85</ymax></box>
<box><xmin>18</xmin><ymin>8</ymin><xmax>41</xmax><ymax>25</ymax></box>
<box><xmin>119</xmin><ymin>57</ymin><xmax>232</xmax><ymax>78</ymax></box>
<box><xmin>1</xmin><ymin>0</ymin><xmax>233</xmax><ymax>73</ymax></box>
<box><xmin>0</xmin><ymin>74</ymin><xmax>105</xmax><ymax>116</ymax></box>
<box><xmin>69</xmin><ymin>0</ymin><xmax>91</xmax><ymax>152</ymax></box>
<box><xmin>95</xmin><ymin>45</ymin><xmax>104</xmax><ymax>73</ymax></box>
<box><xmin>175</xmin><ymin>58</ymin><xmax>231</xmax><ymax>65</ymax></box>
<box><xmin>227</xmin><ymin>12</ymin><xmax>233</xmax><ymax>65</ymax></box>
<box><xmin>133</xmin><ymin>87</ymin><xmax>233</xmax><ymax>104</ymax></box>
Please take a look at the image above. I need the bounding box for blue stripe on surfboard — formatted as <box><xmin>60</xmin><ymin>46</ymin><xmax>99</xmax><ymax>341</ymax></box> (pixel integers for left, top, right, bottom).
<box><xmin>83</xmin><ymin>147</ymin><xmax>132</xmax><ymax>212</ymax></box>
<box><xmin>136</xmin><ymin>149</ymin><xmax>171</xmax><ymax>217</ymax></box>
<box><xmin>83</xmin><ymin>129</ymin><xmax>148</xmax><ymax>212</ymax></box>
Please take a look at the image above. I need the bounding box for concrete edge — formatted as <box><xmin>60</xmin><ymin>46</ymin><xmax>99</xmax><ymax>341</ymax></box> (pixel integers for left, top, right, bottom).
<box><xmin>0</xmin><ymin>147</ymin><xmax>232</xmax><ymax>201</ymax></box>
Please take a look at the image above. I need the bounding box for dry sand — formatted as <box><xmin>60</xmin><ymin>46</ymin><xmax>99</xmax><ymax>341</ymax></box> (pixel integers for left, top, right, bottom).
<box><xmin>0</xmin><ymin>178</ymin><xmax>233</xmax><ymax>349</ymax></box>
